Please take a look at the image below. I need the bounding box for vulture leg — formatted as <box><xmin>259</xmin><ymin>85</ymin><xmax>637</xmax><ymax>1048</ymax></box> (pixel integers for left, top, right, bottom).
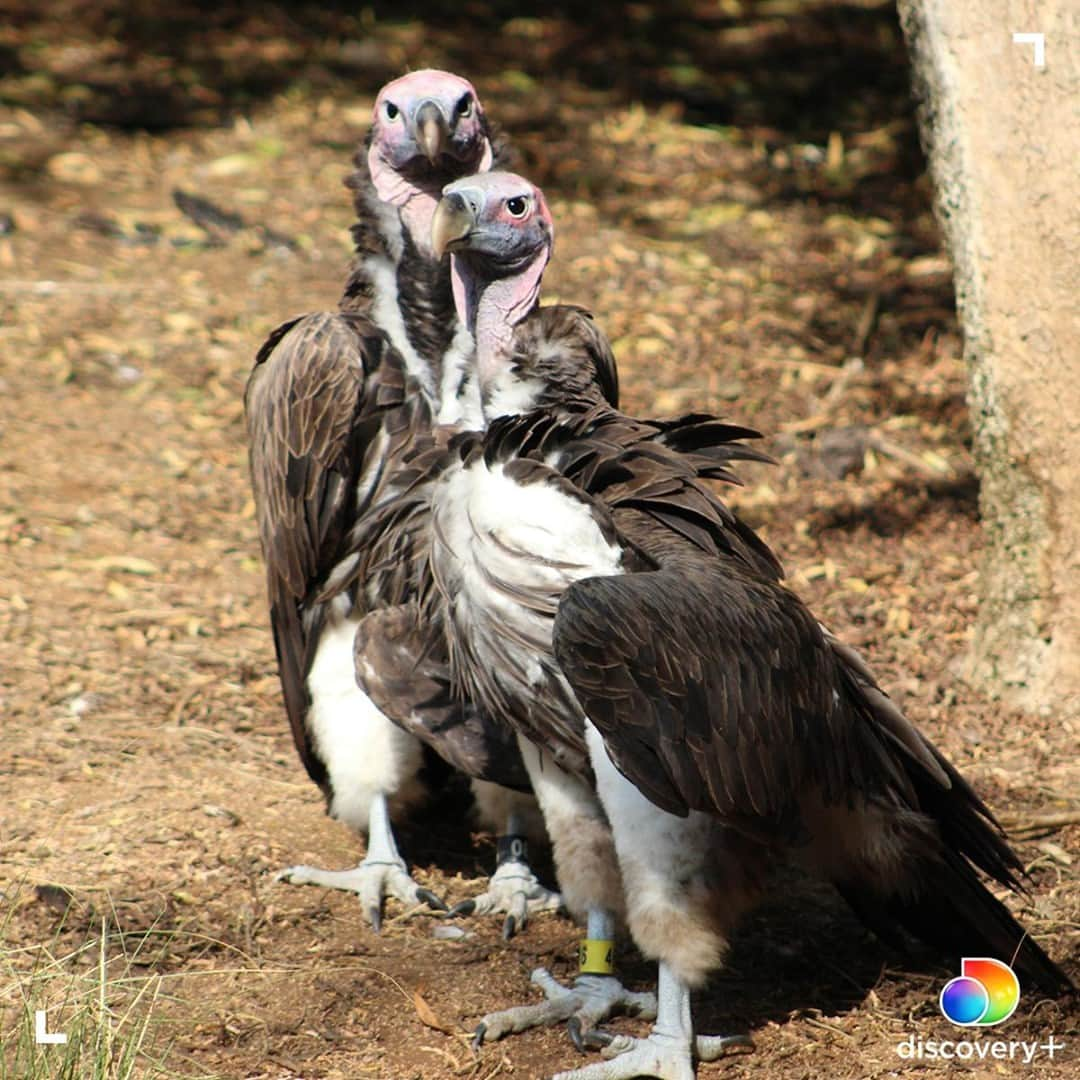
<box><xmin>449</xmin><ymin>810</ymin><xmax>564</xmax><ymax>939</ymax></box>
<box><xmin>354</xmin><ymin>612</ymin><xmax>561</xmax><ymax>937</ymax></box>
<box><xmin>471</xmin><ymin>738</ymin><xmax>650</xmax><ymax>1042</ymax></box>
<box><xmin>550</xmin><ymin>962</ymin><xmax>750</xmax><ymax>1080</ymax></box>
<box><xmin>471</xmin><ymin>740</ymin><xmax>647</xmax><ymax>1045</ymax></box>
<box><xmin>275</xmin><ymin>623</ymin><xmax>447</xmax><ymax>928</ymax></box>
<box><xmin>276</xmin><ymin>792</ymin><xmax>446</xmax><ymax>931</ymax></box>
<box><xmin>473</xmin><ymin>909</ymin><xmax>656</xmax><ymax>1047</ymax></box>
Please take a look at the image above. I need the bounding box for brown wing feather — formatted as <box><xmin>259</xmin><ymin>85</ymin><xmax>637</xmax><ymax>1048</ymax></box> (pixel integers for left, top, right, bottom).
<box><xmin>245</xmin><ymin>311</ymin><xmax>390</xmax><ymax>789</ymax></box>
<box><xmin>553</xmin><ymin>552</ymin><xmax>875</xmax><ymax>824</ymax></box>
<box><xmin>553</xmin><ymin>484</ymin><xmax>1036</xmax><ymax>895</ymax></box>
<box><xmin>544</xmin><ymin>419</ymin><xmax>943</xmax><ymax>826</ymax></box>
<box><xmin>508</xmin><ymin>306</ymin><xmax>619</xmax><ymax>410</ymax></box>
<box><xmin>530</xmin><ymin>406</ymin><xmax>874</xmax><ymax>823</ymax></box>
<box><xmin>354</xmin><ymin>604</ymin><xmax>531</xmax><ymax>791</ymax></box>
<box><xmin>437</xmin><ymin>405</ymin><xmax>774</xmax><ymax>780</ymax></box>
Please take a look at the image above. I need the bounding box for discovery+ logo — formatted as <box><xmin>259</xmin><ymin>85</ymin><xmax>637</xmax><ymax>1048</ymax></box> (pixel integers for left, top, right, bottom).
<box><xmin>895</xmin><ymin>958</ymin><xmax>1067</xmax><ymax>1065</ymax></box>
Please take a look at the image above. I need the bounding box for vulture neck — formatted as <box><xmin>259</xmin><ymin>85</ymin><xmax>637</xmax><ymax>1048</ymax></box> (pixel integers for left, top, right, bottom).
<box><xmin>453</xmin><ymin>252</ymin><xmax>548</xmax><ymax>421</ymax></box>
<box><xmin>367</xmin><ymin>140</ymin><xmax>493</xmax><ymax>260</ymax></box>
<box><xmin>368</xmin><ymin>145</ymin><xmax>440</xmax><ymax>257</ymax></box>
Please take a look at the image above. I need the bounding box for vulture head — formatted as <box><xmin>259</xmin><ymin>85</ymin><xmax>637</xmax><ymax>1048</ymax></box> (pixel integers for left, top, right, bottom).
<box><xmin>368</xmin><ymin>70</ymin><xmax>494</xmax><ymax>200</ymax></box>
<box><xmin>433</xmin><ymin>172</ymin><xmax>575</xmax><ymax>413</ymax></box>
<box><xmin>432</xmin><ymin>171</ymin><xmax>553</xmax><ymax>274</ymax></box>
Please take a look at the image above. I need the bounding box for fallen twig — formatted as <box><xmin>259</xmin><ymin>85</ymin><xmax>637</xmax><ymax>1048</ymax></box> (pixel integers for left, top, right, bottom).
<box><xmin>1002</xmin><ymin>810</ymin><xmax>1080</xmax><ymax>837</ymax></box>
<box><xmin>173</xmin><ymin>189</ymin><xmax>297</xmax><ymax>250</ymax></box>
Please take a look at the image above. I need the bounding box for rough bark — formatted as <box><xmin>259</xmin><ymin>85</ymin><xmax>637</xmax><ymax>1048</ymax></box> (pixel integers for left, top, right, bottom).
<box><xmin>897</xmin><ymin>1</ymin><xmax>1080</xmax><ymax>713</ymax></box>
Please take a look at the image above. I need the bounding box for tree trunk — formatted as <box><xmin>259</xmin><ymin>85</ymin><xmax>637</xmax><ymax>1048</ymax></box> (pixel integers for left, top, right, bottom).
<box><xmin>897</xmin><ymin>1</ymin><xmax>1080</xmax><ymax>714</ymax></box>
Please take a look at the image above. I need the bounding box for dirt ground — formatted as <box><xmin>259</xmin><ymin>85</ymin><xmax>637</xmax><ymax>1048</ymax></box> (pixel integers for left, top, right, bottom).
<box><xmin>1</xmin><ymin>2</ymin><xmax>1077</xmax><ymax>1078</ymax></box>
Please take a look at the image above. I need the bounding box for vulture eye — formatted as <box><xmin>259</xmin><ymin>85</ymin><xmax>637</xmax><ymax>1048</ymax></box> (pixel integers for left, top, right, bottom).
<box><xmin>505</xmin><ymin>196</ymin><xmax>529</xmax><ymax>218</ymax></box>
<box><xmin>456</xmin><ymin>94</ymin><xmax>474</xmax><ymax>118</ymax></box>
<box><xmin>384</xmin><ymin>101</ymin><xmax>400</xmax><ymax>120</ymax></box>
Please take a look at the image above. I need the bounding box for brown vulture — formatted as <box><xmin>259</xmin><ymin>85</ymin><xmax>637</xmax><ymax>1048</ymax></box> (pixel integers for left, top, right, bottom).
<box><xmin>353</xmin><ymin>171</ymin><xmax>1072</xmax><ymax>1078</ymax></box>
<box><xmin>245</xmin><ymin>73</ymin><xmax>556</xmax><ymax>934</ymax></box>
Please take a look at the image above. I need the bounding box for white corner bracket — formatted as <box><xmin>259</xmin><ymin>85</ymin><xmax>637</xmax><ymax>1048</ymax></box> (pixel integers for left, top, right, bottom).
<box><xmin>1012</xmin><ymin>32</ymin><xmax>1046</xmax><ymax>69</ymax></box>
<box><xmin>35</xmin><ymin>1009</ymin><xmax>68</xmax><ymax>1045</ymax></box>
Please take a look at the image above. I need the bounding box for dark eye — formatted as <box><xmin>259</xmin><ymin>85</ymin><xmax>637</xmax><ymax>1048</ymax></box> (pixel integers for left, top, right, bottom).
<box><xmin>456</xmin><ymin>94</ymin><xmax>474</xmax><ymax>118</ymax></box>
<box><xmin>506</xmin><ymin>196</ymin><xmax>529</xmax><ymax>218</ymax></box>
<box><xmin>385</xmin><ymin>101</ymin><xmax>399</xmax><ymax>120</ymax></box>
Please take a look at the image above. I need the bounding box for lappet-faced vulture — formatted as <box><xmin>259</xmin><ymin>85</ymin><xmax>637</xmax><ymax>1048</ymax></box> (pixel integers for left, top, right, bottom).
<box><xmin>368</xmin><ymin>171</ymin><xmax>1072</xmax><ymax>1078</ymax></box>
<box><xmin>246</xmin><ymin>76</ymin><xmax>557</xmax><ymax>934</ymax></box>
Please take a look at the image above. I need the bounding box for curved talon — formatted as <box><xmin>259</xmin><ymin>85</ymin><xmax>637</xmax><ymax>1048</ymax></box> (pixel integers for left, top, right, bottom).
<box><xmin>448</xmin><ymin>898</ymin><xmax>476</xmax><ymax>918</ymax></box>
<box><xmin>471</xmin><ymin>1022</ymin><xmax>488</xmax><ymax>1051</ymax></box>
<box><xmin>368</xmin><ymin>904</ymin><xmax>383</xmax><ymax>934</ymax></box>
<box><xmin>416</xmin><ymin>887</ymin><xmax>449</xmax><ymax>912</ymax></box>
<box><xmin>695</xmin><ymin>1032</ymin><xmax>754</xmax><ymax>1060</ymax></box>
<box><xmin>567</xmin><ymin>1015</ymin><xmax>587</xmax><ymax>1054</ymax></box>
<box><xmin>583</xmin><ymin>1026</ymin><xmax>615</xmax><ymax>1050</ymax></box>
<box><xmin>567</xmin><ymin>1015</ymin><xmax>613</xmax><ymax>1053</ymax></box>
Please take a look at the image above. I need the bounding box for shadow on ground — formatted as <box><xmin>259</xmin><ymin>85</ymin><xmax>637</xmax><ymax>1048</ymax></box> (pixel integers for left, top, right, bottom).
<box><xmin>2</xmin><ymin>1</ymin><xmax>916</xmax><ymax>146</ymax></box>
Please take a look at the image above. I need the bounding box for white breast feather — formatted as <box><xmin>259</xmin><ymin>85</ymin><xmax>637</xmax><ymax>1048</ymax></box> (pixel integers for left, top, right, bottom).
<box><xmin>365</xmin><ymin>255</ymin><xmax>436</xmax><ymax>402</ymax></box>
<box><xmin>442</xmin><ymin>460</ymin><xmax>621</xmax><ymax>587</ymax></box>
<box><xmin>434</xmin><ymin>460</ymin><xmax>623</xmax><ymax>685</ymax></box>
<box><xmin>437</xmin><ymin>322</ymin><xmax>482</xmax><ymax>427</ymax></box>
<box><xmin>306</xmin><ymin>602</ymin><xmax>424</xmax><ymax>830</ymax></box>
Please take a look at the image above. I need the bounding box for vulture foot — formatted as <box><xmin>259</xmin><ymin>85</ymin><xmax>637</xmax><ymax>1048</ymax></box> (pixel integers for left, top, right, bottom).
<box><xmin>548</xmin><ymin>1031</ymin><xmax>750</xmax><ymax>1080</ymax></box>
<box><xmin>547</xmin><ymin>961</ymin><xmax>752</xmax><ymax>1078</ymax></box>
<box><xmin>448</xmin><ymin>856</ymin><xmax>563</xmax><ymax>939</ymax></box>
<box><xmin>473</xmin><ymin>969</ymin><xmax>656</xmax><ymax>1048</ymax></box>
<box><xmin>274</xmin><ymin>858</ymin><xmax>446</xmax><ymax>932</ymax></box>
<box><xmin>275</xmin><ymin>791</ymin><xmax>447</xmax><ymax>931</ymax></box>
<box><xmin>549</xmin><ymin>1029</ymin><xmax>693</xmax><ymax>1080</ymax></box>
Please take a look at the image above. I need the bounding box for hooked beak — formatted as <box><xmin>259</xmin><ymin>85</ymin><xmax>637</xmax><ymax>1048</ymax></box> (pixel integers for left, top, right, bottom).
<box><xmin>431</xmin><ymin>190</ymin><xmax>479</xmax><ymax>259</ymax></box>
<box><xmin>413</xmin><ymin>100</ymin><xmax>448</xmax><ymax>165</ymax></box>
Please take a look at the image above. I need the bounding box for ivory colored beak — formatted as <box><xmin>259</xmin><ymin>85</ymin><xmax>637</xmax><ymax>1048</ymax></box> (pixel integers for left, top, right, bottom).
<box><xmin>431</xmin><ymin>195</ymin><xmax>476</xmax><ymax>259</ymax></box>
<box><xmin>415</xmin><ymin>101</ymin><xmax>448</xmax><ymax>165</ymax></box>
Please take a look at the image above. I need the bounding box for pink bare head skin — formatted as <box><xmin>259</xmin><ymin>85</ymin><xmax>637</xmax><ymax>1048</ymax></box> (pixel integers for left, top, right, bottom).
<box><xmin>367</xmin><ymin>70</ymin><xmax>494</xmax><ymax>243</ymax></box>
<box><xmin>431</xmin><ymin>171</ymin><xmax>555</xmax><ymax>404</ymax></box>
<box><xmin>367</xmin><ymin>70</ymin><xmax>494</xmax><ymax>254</ymax></box>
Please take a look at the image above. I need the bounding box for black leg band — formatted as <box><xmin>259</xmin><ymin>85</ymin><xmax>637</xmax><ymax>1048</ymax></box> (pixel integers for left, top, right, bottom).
<box><xmin>496</xmin><ymin>834</ymin><xmax>529</xmax><ymax>866</ymax></box>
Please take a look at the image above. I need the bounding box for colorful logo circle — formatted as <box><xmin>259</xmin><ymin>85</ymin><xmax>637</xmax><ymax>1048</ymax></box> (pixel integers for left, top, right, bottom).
<box><xmin>940</xmin><ymin>958</ymin><xmax>1020</xmax><ymax>1026</ymax></box>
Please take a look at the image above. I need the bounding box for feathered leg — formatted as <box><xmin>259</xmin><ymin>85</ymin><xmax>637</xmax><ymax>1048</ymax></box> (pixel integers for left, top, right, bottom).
<box><xmin>275</xmin><ymin>617</ymin><xmax>446</xmax><ymax>927</ymax></box>
<box><xmin>545</xmin><ymin>721</ymin><xmax>757</xmax><ymax>1077</ymax></box>
<box><xmin>352</xmin><ymin>607</ymin><xmax>562</xmax><ymax>937</ymax></box>
<box><xmin>473</xmin><ymin>740</ymin><xmax>654</xmax><ymax>1046</ymax></box>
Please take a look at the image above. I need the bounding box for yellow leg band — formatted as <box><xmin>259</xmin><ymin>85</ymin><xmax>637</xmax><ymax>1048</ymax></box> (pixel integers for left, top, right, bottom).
<box><xmin>578</xmin><ymin>938</ymin><xmax>615</xmax><ymax>975</ymax></box>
